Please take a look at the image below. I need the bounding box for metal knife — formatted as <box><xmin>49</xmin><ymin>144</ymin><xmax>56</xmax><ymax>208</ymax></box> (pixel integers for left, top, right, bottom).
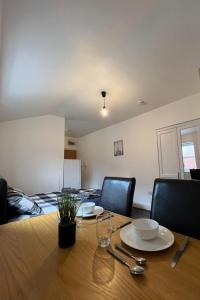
<box><xmin>171</xmin><ymin>236</ymin><xmax>189</xmax><ymax>268</ymax></box>
<box><xmin>100</xmin><ymin>214</ymin><xmax>114</xmax><ymax>221</ymax></box>
<box><xmin>112</xmin><ymin>220</ymin><xmax>132</xmax><ymax>232</ymax></box>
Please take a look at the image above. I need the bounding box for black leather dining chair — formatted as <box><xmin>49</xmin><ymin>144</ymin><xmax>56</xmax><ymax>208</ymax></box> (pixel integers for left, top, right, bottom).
<box><xmin>190</xmin><ymin>169</ymin><xmax>200</xmax><ymax>180</ymax></box>
<box><xmin>99</xmin><ymin>177</ymin><xmax>136</xmax><ymax>217</ymax></box>
<box><xmin>151</xmin><ymin>178</ymin><xmax>200</xmax><ymax>239</ymax></box>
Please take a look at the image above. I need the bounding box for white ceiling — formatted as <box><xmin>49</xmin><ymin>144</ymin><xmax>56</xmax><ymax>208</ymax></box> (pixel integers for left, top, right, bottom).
<box><xmin>0</xmin><ymin>0</ymin><xmax>200</xmax><ymax>137</ymax></box>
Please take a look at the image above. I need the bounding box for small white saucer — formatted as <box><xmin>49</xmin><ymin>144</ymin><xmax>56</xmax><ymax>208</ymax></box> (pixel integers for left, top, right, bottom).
<box><xmin>76</xmin><ymin>206</ymin><xmax>103</xmax><ymax>218</ymax></box>
<box><xmin>120</xmin><ymin>223</ymin><xmax>174</xmax><ymax>251</ymax></box>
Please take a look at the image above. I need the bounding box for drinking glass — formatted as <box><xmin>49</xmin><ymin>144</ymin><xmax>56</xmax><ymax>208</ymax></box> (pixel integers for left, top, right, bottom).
<box><xmin>74</xmin><ymin>197</ymin><xmax>83</xmax><ymax>227</ymax></box>
<box><xmin>96</xmin><ymin>212</ymin><xmax>112</xmax><ymax>247</ymax></box>
<box><xmin>75</xmin><ymin>194</ymin><xmax>88</xmax><ymax>227</ymax></box>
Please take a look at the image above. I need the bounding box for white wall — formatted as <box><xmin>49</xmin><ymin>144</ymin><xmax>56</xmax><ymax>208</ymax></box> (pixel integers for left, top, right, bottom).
<box><xmin>0</xmin><ymin>115</ymin><xmax>65</xmax><ymax>194</ymax></box>
<box><xmin>78</xmin><ymin>92</ymin><xmax>200</xmax><ymax>210</ymax></box>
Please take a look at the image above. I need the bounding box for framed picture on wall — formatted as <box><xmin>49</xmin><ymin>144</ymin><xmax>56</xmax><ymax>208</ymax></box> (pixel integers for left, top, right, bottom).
<box><xmin>114</xmin><ymin>140</ymin><xmax>124</xmax><ymax>156</ymax></box>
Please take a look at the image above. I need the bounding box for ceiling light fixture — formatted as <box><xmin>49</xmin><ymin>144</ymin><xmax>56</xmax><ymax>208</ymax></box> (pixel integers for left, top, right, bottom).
<box><xmin>100</xmin><ymin>91</ymin><xmax>109</xmax><ymax>117</ymax></box>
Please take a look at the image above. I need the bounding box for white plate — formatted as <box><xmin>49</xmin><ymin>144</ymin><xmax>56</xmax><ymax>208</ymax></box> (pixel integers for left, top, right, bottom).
<box><xmin>76</xmin><ymin>206</ymin><xmax>103</xmax><ymax>218</ymax></box>
<box><xmin>120</xmin><ymin>223</ymin><xmax>174</xmax><ymax>251</ymax></box>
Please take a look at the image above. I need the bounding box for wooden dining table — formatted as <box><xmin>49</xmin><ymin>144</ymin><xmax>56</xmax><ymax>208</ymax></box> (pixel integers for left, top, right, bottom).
<box><xmin>0</xmin><ymin>212</ymin><xmax>199</xmax><ymax>300</ymax></box>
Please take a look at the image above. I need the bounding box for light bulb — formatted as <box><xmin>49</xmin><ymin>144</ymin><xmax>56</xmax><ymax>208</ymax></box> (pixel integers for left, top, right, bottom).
<box><xmin>100</xmin><ymin>106</ymin><xmax>109</xmax><ymax>117</ymax></box>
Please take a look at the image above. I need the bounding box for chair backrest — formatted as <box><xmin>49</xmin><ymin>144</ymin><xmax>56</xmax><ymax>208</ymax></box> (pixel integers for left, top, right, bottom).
<box><xmin>151</xmin><ymin>178</ymin><xmax>200</xmax><ymax>239</ymax></box>
<box><xmin>99</xmin><ymin>177</ymin><xmax>136</xmax><ymax>217</ymax></box>
<box><xmin>0</xmin><ymin>177</ymin><xmax>8</xmax><ymax>224</ymax></box>
<box><xmin>190</xmin><ymin>169</ymin><xmax>200</xmax><ymax>180</ymax></box>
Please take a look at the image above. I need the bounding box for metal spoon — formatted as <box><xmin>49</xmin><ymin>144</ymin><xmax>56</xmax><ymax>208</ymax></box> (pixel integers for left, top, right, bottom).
<box><xmin>107</xmin><ymin>248</ymin><xmax>144</xmax><ymax>275</ymax></box>
<box><xmin>115</xmin><ymin>244</ymin><xmax>147</xmax><ymax>265</ymax></box>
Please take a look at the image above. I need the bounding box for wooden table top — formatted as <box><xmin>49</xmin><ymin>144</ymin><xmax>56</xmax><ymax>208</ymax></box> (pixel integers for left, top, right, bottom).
<box><xmin>0</xmin><ymin>212</ymin><xmax>199</xmax><ymax>300</ymax></box>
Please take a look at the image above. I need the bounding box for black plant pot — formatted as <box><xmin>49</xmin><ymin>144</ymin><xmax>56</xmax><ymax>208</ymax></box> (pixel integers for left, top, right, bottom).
<box><xmin>58</xmin><ymin>222</ymin><xmax>76</xmax><ymax>248</ymax></box>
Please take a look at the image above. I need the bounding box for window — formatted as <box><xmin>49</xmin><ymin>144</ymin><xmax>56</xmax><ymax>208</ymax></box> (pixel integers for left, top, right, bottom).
<box><xmin>182</xmin><ymin>142</ymin><xmax>197</xmax><ymax>172</ymax></box>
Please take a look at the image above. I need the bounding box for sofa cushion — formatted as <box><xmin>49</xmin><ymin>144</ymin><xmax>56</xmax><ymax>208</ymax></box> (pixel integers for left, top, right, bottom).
<box><xmin>0</xmin><ymin>177</ymin><xmax>8</xmax><ymax>224</ymax></box>
<box><xmin>7</xmin><ymin>187</ymin><xmax>42</xmax><ymax>215</ymax></box>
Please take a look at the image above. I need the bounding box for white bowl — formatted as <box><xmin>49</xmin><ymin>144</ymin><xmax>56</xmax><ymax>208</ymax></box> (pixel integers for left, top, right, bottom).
<box><xmin>81</xmin><ymin>202</ymin><xmax>95</xmax><ymax>214</ymax></box>
<box><xmin>133</xmin><ymin>218</ymin><xmax>159</xmax><ymax>240</ymax></box>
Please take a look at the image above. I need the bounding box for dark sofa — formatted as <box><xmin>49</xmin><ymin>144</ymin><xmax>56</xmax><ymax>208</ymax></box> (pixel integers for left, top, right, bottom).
<box><xmin>0</xmin><ymin>177</ymin><xmax>8</xmax><ymax>224</ymax></box>
<box><xmin>0</xmin><ymin>177</ymin><xmax>62</xmax><ymax>224</ymax></box>
<box><xmin>0</xmin><ymin>177</ymin><xmax>102</xmax><ymax>224</ymax></box>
